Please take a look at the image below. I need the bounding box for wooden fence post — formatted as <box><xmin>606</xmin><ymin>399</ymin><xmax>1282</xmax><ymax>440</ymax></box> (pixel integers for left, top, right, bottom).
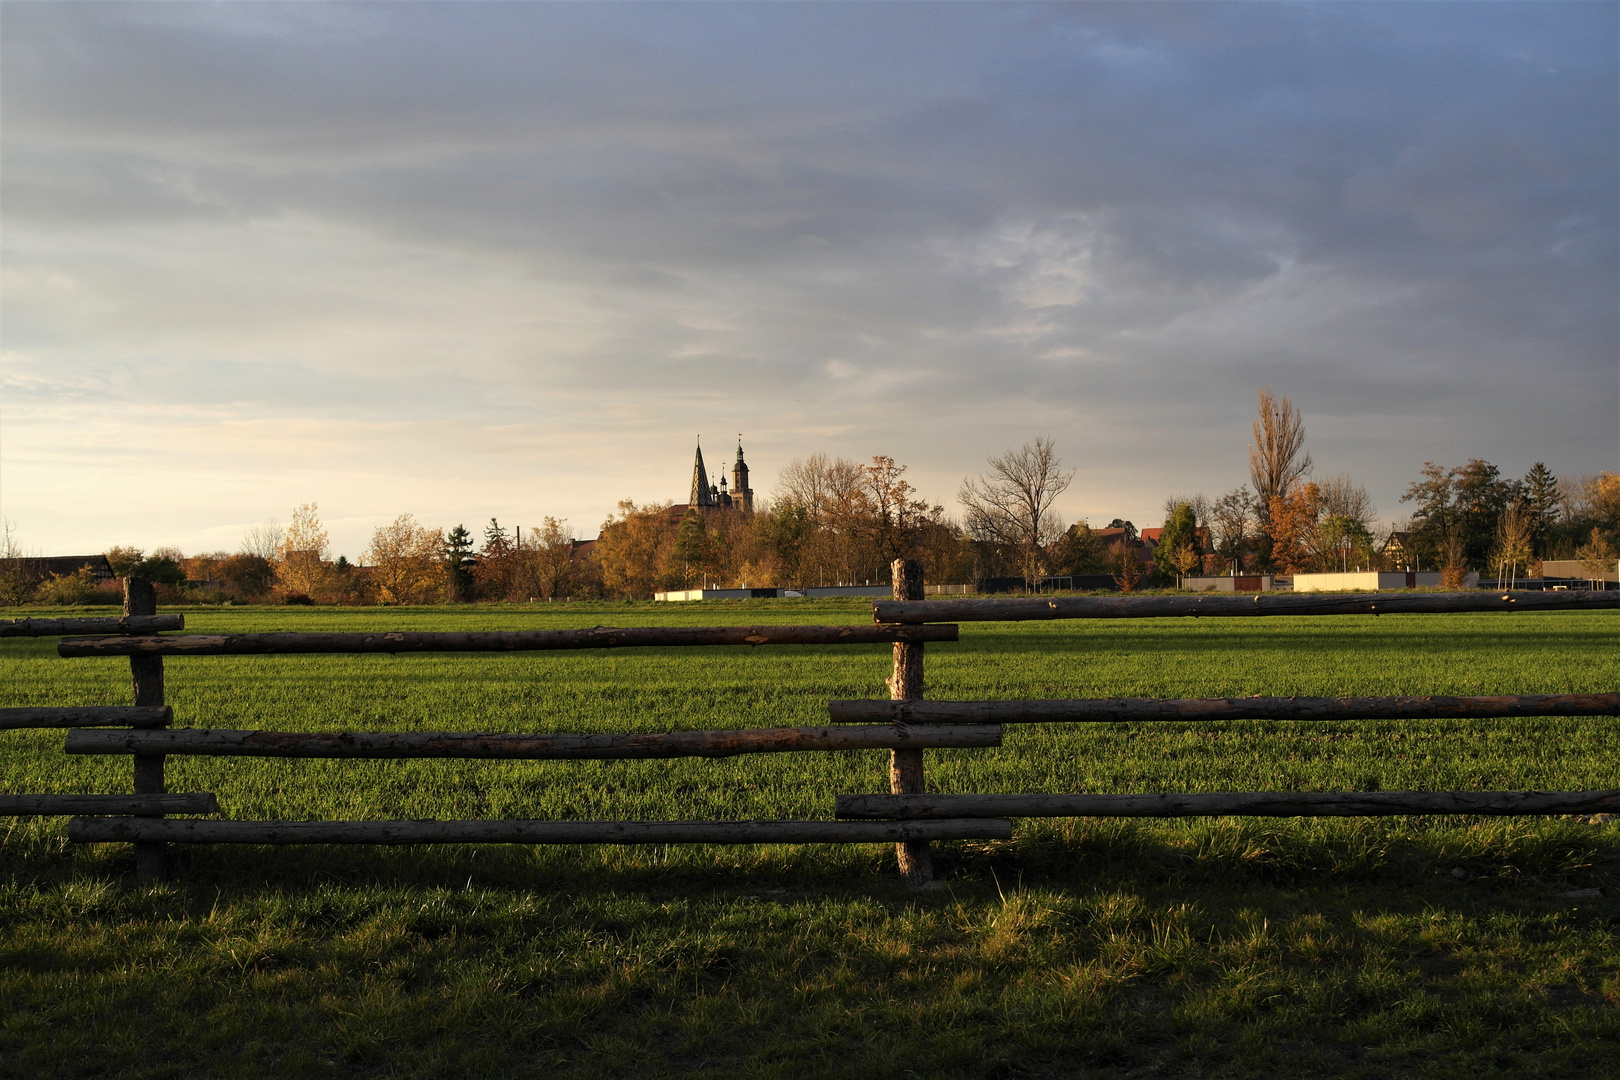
<box><xmin>888</xmin><ymin>558</ymin><xmax>933</xmax><ymax>885</ymax></box>
<box><xmin>123</xmin><ymin>578</ymin><xmax>166</xmax><ymax>882</ymax></box>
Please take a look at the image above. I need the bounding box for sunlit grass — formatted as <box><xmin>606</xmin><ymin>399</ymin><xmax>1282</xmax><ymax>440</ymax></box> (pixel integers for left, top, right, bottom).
<box><xmin>1</xmin><ymin>601</ymin><xmax>1616</xmax><ymax>1077</ymax></box>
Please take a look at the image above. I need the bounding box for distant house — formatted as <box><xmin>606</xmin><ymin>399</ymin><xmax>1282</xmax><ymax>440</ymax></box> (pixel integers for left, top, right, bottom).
<box><xmin>1381</xmin><ymin>532</ymin><xmax>1418</xmax><ymax>569</ymax></box>
<box><xmin>2</xmin><ymin>554</ymin><xmax>115</xmax><ymax>584</ymax></box>
<box><xmin>1095</xmin><ymin>527</ymin><xmax>1153</xmax><ymax>564</ymax></box>
<box><xmin>1140</xmin><ymin>526</ymin><xmax>1211</xmax><ymax>554</ymax></box>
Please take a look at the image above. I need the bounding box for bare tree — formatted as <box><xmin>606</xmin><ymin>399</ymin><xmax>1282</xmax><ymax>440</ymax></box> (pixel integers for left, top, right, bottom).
<box><xmin>861</xmin><ymin>456</ymin><xmax>940</xmax><ymax>563</ymax></box>
<box><xmin>1490</xmin><ymin>501</ymin><xmax>1533</xmax><ymax>588</ymax></box>
<box><xmin>1107</xmin><ymin>540</ymin><xmax>1144</xmax><ymax>592</ymax></box>
<box><xmin>1210</xmin><ymin>488</ymin><xmax>1254</xmax><ymax>566</ymax></box>
<box><xmin>0</xmin><ymin>519</ymin><xmax>43</xmax><ymax>605</ymax></box>
<box><xmin>240</xmin><ymin>519</ymin><xmax>284</xmax><ymax>560</ymax></box>
<box><xmin>530</xmin><ymin>516</ymin><xmax>577</xmax><ymax>600</ymax></box>
<box><xmin>1317</xmin><ymin>474</ymin><xmax>1375</xmax><ymax>530</ymax></box>
<box><xmin>775</xmin><ymin>453</ymin><xmax>865</xmax><ymax>521</ymax></box>
<box><xmin>959</xmin><ymin>436</ymin><xmax>1074</xmax><ymax>585</ymax></box>
<box><xmin>775</xmin><ymin>453</ymin><xmax>872</xmax><ymax>585</ymax></box>
<box><xmin>1162</xmin><ymin>493</ymin><xmax>1212</xmax><ymax>528</ymax></box>
<box><xmin>1249</xmin><ymin>388</ymin><xmax>1311</xmax><ymax>518</ymax></box>
<box><xmin>1575</xmin><ymin>528</ymin><xmax>1615</xmax><ymax>590</ymax></box>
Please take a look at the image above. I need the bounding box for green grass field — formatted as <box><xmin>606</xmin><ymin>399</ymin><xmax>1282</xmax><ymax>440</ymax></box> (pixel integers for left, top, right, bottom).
<box><xmin>2</xmin><ymin>600</ymin><xmax>1617</xmax><ymax>1078</ymax></box>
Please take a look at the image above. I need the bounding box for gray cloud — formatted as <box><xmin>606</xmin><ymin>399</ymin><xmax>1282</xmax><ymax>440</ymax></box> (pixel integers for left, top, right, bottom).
<box><xmin>2</xmin><ymin>2</ymin><xmax>1614</xmax><ymax>556</ymax></box>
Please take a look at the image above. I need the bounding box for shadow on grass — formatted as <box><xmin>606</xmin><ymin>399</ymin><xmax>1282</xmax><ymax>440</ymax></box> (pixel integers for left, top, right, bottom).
<box><xmin>4</xmin><ymin>820</ymin><xmax>1618</xmax><ymax>1080</ymax></box>
<box><xmin>10</xmin><ymin>816</ymin><xmax>1616</xmax><ymax>904</ymax></box>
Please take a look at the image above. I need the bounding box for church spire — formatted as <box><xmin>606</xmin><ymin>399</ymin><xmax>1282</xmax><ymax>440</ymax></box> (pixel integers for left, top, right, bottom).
<box><xmin>689</xmin><ymin>440</ymin><xmax>714</xmax><ymax>507</ymax></box>
<box><xmin>731</xmin><ymin>435</ymin><xmax>754</xmax><ymax>513</ymax></box>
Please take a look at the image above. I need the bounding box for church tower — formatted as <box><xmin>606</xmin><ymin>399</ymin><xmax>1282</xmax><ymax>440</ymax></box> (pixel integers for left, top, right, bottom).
<box><xmin>689</xmin><ymin>442</ymin><xmax>715</xmax><ymax>507</ymax></box>
<box><xmin>732</xmin><ymin>439</ymin><xmax>754</xmax><ymax>513</ymax></box>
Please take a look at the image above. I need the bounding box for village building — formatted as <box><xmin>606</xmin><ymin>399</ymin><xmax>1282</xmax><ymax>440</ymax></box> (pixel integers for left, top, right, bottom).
<box><xmin>0</xmin><ymin>554</ymin><xmax>115</xmax><ymax>584</ymax></box>
<box><xmin>666</xmin><ymin>439</ymin><xmax>755</xmax><ymax>521</ymax></box>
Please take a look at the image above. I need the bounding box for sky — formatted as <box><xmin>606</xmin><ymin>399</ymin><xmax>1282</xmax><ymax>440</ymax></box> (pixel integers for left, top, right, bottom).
<box><xmin>2</xmin><ymin>1</ymin><xmax>1616</xmax><ymax>560</ymax></box>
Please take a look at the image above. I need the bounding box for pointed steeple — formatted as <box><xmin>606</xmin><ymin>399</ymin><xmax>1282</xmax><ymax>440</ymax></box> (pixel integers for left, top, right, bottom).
<box><xmin>690</xmin><ymin>440</ymin><xmax>714</xmax><ymax>507</ymax></box>
<box><xmin>732</xmin><ymin>435</ymin><xmax>754</xmax><ymax>513</ymax></box>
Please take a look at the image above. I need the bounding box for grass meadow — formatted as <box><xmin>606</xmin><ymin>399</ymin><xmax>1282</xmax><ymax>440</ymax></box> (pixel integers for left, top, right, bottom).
<box><xmin>2</xmin><ymin>599</ymin><xmax>1618</xmax><ymax>1078</ymax></box>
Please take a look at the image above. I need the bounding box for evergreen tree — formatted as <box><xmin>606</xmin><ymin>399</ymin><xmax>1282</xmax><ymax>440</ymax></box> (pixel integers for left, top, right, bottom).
<box><xmin>1154</xmin><ymin>503</ymin><xmax>1199</xmax><ymax>582</ymax></box>
<box><xmin>1522</xmin><ymin>462</ymin><xmax>1560</xmax><ymax>556</ymax></box>
<box><xmin>445</xmin><ymin>524</ymin><xmax>476</xmax><ymax>602</ymax></box>
<box><xmin>482</xmin><ymin>518</ymin><xmax>511</xmax><ymax>555</ymax></box>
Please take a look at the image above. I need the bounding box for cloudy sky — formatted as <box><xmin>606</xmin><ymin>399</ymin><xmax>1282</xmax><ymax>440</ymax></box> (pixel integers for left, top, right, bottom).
<box><xmin>3</xmin><ymin>1</ymin><xmax>1615</xmax><ymax>559</ymax></box>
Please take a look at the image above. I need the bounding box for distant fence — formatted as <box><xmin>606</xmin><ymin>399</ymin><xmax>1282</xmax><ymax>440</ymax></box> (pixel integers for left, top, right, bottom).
<box><xmin>7</xmin><ymin>574</ymin><xmax>1619</xmax><ymax>886</ymax></box>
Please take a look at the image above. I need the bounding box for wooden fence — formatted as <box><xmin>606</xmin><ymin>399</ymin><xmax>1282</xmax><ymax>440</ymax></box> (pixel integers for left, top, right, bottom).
<box><xmin>7</xmin><ymin>571</ymin><xmax>1619</xmax><ymax>885</ymax></box>
<box><xmin>23</xmin><ymin>572</ymin><xmax>1000</xmax><ymax>883</ymax></box>
<box><xmin>1</xmin><ymin>610</ymin><xmax>218</xmax><ymax>879</ymax></box>
<box><xmin>836</xmin><ymin>586</ymin><xmax>1620</xmax><ymax>832</ymax></box>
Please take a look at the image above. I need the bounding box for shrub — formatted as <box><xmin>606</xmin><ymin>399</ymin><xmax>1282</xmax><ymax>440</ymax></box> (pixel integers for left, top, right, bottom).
<box><xmin>35</xmin><ymin>570</ymin><xmax>97</xmax><ymax>605</ymax></box>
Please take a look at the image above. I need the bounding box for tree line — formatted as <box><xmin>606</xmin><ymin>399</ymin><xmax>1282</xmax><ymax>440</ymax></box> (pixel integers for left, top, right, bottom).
<box><xmin>5</xmin><ymin>389</ymin><xmax>1616</xmax><ymax>605</ymax></box>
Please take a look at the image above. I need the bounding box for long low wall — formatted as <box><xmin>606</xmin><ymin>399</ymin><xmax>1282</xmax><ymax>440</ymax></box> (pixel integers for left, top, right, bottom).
<box><xmin>1180</xmin><ymin>576</ymin><xmax>1273</xmax><ymax>592</ymax></box>
<box><xmin>1541</xmin><ymin>560</ymin><xmax>1619</xmax><ymax>584</ymax></box>
<box><xmin>1292</xmin><ymin>571</ymin><xmax>1479</xmax><ymax>591</ymax></box>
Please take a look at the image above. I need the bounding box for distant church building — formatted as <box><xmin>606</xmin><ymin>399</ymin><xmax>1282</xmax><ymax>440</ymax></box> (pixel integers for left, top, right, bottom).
<box><xmin>675</xmin><ymin>439</ymin><xmax>754</xmax><ymax>515</ymax></box>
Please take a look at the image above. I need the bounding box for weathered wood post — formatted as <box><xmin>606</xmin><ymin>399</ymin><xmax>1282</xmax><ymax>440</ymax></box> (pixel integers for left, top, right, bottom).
<box><xmin>123</xmin><ymin>578</ymin><xmax>166</xmax><ymax>881</ymax></box>
<box><xmin>888</xmin><ymin>558</ymin><xmax>933</xmax><ymax>885</ymax></box>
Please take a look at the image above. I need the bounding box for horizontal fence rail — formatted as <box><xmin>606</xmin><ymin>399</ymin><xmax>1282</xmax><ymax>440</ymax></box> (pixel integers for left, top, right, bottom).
<box><xmin>0</xmin><ymin>706</ymin><xmax>173</xmax><ymax>730</ymax></box>
<box><xmin>57</xmin><ymin>624</ymin><xmax>958</xmax><ymax>658</ymax></box>
<box><xmin>1</xmin><ymin>615</ymin><xmax>184</xmax><ymax>637</ymax></box>
<box><xmin>69</xmin><ymin>817</ymin><xmax>1015</xmax><ymax>845</ymax></box>
<box><xmin>872</xmin><ymin>589</ymin><xmax>1620</xmax><ymax>624</ymax></box>
<box><xmin>828</xmin><ymin>693</ymin><xmax>1620</xmax><ymax>726</ymax></box>
<box><xmin>66</xmin><ymin>724</ymin><xmax>1003</xmax><ymax>760</ymax></box>
<box><xmin>0</xmin><ymin>793</ymin><xmax>218</xmax><ymax>816</ymax></box>
<box><xmin>837</xmin><ymin>790</ymin><xmax>1620</xmax><ymax>819</ymax></box>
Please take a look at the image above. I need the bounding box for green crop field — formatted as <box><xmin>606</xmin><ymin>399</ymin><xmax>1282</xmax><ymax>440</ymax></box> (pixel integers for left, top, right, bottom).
<box><xmin>2</xmin><ymin>600</ymin><xmax>1618</xmax><ymax>1078</ymax></box>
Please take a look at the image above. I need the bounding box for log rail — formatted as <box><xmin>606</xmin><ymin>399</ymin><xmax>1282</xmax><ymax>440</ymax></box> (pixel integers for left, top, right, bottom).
<box><xmin>873</xmin><ymin>589</ymin><xmax>1620</xmax><ymax>624</ymax></box>
<box><xmin>66</xmin><ymin>724</ymin><xmax>1002</xmax><ymax>760</ymax></box>
<box><xmin>837</xmin><ymin>790</ymin><xmax>1620</xmax><ymax>820</ymax></box>
<box><xmin>57</xmin><ymin>623</ymin><xmax>957</xmax><ymax>657</ymax></box>
<box><xmin>1</xmin><ymin>706</ymin><xmax>173</xmax><ymax>730</ymax></box>
<box><xmin>828</xmin><ymin>693</ymin><xmax>1620</xmax><ymax>726</ymax></box>
<box><xmin>0</xmin><ymin>793</ymin><xmax>218</xmax><ymax>816</ymax></box>
<box><xmin>70</xmin><ymin>817</ymin><xmax>1014</xmax><ymax>846</ymax></box>
<box><xmin>1</xmin><ymin>614</ymin><xmax>183</xmax><ymax>637</ymax></box>
<box><xmin>17</xmin><ymin>573</ymin><xmax>1619</xmax><ymax>881</ymax></box>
